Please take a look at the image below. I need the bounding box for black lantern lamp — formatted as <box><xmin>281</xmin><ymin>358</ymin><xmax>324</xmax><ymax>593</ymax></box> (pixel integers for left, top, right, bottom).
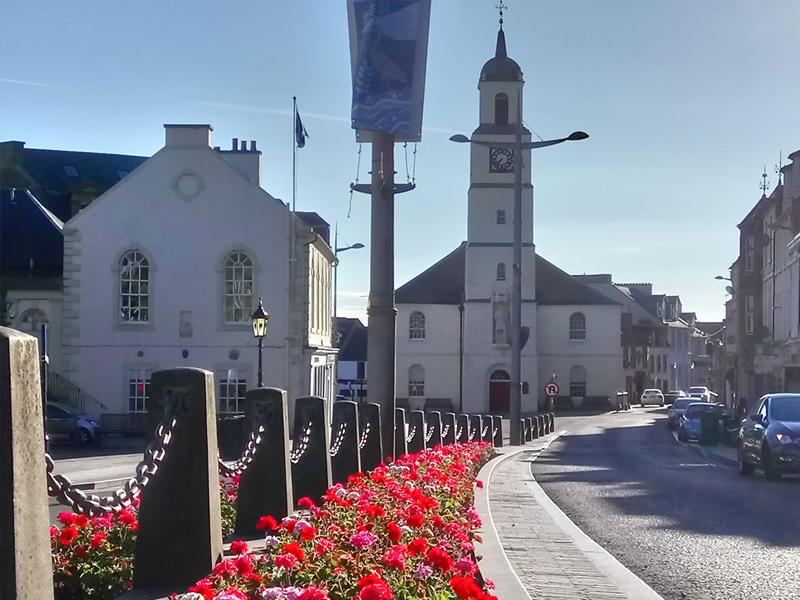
<box><xmin>251</xmin><ymin>297</ymin><xmax>269</xmax><ymax>387</ymax></box>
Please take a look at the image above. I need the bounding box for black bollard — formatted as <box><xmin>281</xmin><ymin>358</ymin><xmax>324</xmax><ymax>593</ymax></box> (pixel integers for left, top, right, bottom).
<box><xmin>394</xmin><ymin>407</ymin><xmax>408</xmax><ymax>458</ymax></box>
<box><xmin>290</xmin><ymin>396</ymin><xmax>332</xmax><ymax>507</ymax></box>
<box><xmin>408</xmin><ymin>410</ymin><xmax>425</xmax><ymax>453</ymax></box>
<box><xmin>442</xmin><ymin>412</ymin><xmax>457</xmax><ymax>445</ymax></box>
<box><xmin>330</xmin><ymin>401</ymin><xmax>361</xmax><ymax>485</ymax></box>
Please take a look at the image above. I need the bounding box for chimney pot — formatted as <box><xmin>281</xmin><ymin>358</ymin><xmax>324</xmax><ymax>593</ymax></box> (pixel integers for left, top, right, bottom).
<box><xmin>240</xmin><ymin>140</ymin><xmax>247</xmax><ymax>151</ymax></box>
<box><xmin>232</xmin><ymin>137</ymin><xmax>238</xmax><ymax>151</ymax></box>
<box><xmin>250</xmin><ymin>140</ymin><xmax>257</xmax><ymax>152</ymax></box>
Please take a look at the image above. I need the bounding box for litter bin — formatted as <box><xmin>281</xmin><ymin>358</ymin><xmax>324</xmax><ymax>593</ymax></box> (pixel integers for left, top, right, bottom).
<box><xmin>699</xmin><ymin>413</ymin><xmax>720</xmax><ymax>446</ymax></box>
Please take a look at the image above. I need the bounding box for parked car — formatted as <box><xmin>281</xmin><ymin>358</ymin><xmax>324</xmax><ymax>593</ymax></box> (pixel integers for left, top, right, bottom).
<box><xmin>678</xmin><ymin>402</ymin><xmax>723</xmax><ymax>442</ymax></box>
<box><xmin>687</xmin><ymin>386</ymin><xmax>715</xmax><ymax>402</ymax></box>
<box><xmin>665</xmin><ymin>390</ymin><xmax>686</xmax><ymax>405</ymax></box>
<box><xmin>667</xmin><ymin>396</ymin><xmax>701</xmax><ymax>429</ymax></box>
<box><xmin>738</xmin><ymin>393</ymin><xmax>800</xmax><ymax>479</ymax></box>
<box><xmin>46</xmin><ymin>401</ymin><xmax>102</xmax><ymax>446</ymax></box>
<box><xmin>640</xmin><ymin>388</ymin><xmax>665</xmax><ymax>407</ymax></box>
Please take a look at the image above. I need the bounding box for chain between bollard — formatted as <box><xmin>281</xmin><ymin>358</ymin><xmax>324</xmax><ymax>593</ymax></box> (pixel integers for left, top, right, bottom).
<box><xmin>218</xmin><ymin>426</ymin><xmax>264</xmax><ymax>477</ymax></box>
<box><xmin>328</xmin><ymin>421</ymin><xmax>348</xmax><ymax>458</ymax></box>
<box><xmin>45</xmin><ymin>417</ymin><xmax>177</xmax><ymax>516</ymax></box>
<box><xmin>405</xmin><ymin>425</ymin><xmax>417</xmax><ymax>444</ymax></box>
<box><xmin>358</xmin><ymin>420</ymin><xmax>371</xmax><ymax>450</ymax></box>
<box><xmin>455</xmin><ymin>426</ymin><xmax>463</xmax><ymax>440</ymax></box>
<box><xmin>290</xmin><ymin>421</ymin><xmax>313</xmax><ymax>465</ymax></box>
<box><xmin>481</xmin><ymin>425</ymin><xmax>489</xmax><ymax>438</ymax></box>
<box><xmin>441</xmin><ymin>423</ymin><xmax>451</xmax><ymax>439</ymax></box>
<box><xmin>424</xmin><ymin>424</ymin><xmax>435</xmax><ymax>444</ymax></box>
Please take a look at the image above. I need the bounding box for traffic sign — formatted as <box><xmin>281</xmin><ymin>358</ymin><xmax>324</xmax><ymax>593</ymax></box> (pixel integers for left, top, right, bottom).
<box><xmin>545</xmin><ymin>382</ymin><xmax>560</xmax><ymax>397</ymax></box>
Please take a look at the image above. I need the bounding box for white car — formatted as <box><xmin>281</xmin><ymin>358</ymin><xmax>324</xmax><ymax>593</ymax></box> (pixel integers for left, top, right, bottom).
<box><xmin>687</xmin><ymin>386</ymin><xmax>715</xmax><ymax>402</ymax></box>
<box><xmin>640</xmin><ymin>389</ymin><xmax>665</xmax><ymax>407</ymax></box>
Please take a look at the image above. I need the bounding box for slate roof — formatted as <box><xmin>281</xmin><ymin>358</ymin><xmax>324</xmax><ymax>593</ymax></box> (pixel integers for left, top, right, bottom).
<box><xmin>0</xmin><ymin>141</ymin><xmax>146</xmax><ymax>280</ymax></box>
<box><xmin>395</xmin><ymin>243</ymin><xmax>618</xmax><ymax>306</ymax></box>
<box><xmin>335</xmin><ymin>317</ymin><xmax>367</xmax><ymax>362</ymax></box>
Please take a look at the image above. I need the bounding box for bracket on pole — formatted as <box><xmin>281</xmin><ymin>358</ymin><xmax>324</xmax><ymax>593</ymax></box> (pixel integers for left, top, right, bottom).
<box><xmin>350</xmin><ymin>182</ymin><xmax>416</xmax><ymax>195</ymax></box>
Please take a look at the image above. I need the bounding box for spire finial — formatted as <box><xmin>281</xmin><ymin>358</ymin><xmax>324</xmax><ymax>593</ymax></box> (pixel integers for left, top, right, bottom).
<box><xmin>776</xmin><ymin>151</ymin><xmax>784</xmax><ymax>186</ymax></box>
<box><xmin>760</xmin><ymin>165</ymin><xmax>770</xmax><ymax>197</ymax></box>
<box><xmin>496</xmin><ymin>0</ymin><xmax>507</xmax><ymax>29</ymax></box>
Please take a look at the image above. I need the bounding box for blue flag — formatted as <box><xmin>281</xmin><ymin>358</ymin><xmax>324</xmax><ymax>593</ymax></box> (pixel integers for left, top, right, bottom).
<box><xmin>295</xmin><ymin>110</ymin><xmax>309</xmax><ymax>148</ymax></box>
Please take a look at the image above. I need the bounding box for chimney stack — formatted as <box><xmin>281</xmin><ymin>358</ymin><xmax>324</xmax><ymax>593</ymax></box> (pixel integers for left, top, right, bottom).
<box><xmin>232</xmin><ymin>137</ymin><xmax>238</xmax><ymax>151</ymax></box>
<box><xmin>250</xmin><ymin>140</ymin><xmax>257</xmax><ymax>152</ymax></box>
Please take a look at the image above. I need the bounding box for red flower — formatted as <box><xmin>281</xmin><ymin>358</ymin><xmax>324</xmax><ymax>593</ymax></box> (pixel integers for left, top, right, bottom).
<box><xmin>358</xmin><ymin>574</ymin><xmax>385</xmax><ymax>588</ymax></box>
<box><xmin>234</xmin><ymin>554</ymin><xmax>253</xmax><ymax>576</ymax></box>
<box><xmin>408</xmin><ymin>537</ymin><xmax>429</xmax><ymax>556</ymax></box>
<box><xmin>362</xmin><ymin>503</ymin><xmax>386</xmax><ymax>519</ymax></box>
<box><xmin>57</xmin><ymin>512</ymin><xmax>76</xmax><ymax>526</ymax></box>
<box><xmin>451</xmin><ymin>575</ymin><xmax>488</xmax><ymax>599</ymax></box>
<box><xmin>381</xmin><ymin>544</ymin><xmax>407</xmax><ymax>570</ymax></box>
<box><xmin>300</xmin><ymin>525</ymin><xmax>318</xmax><ymax>541</ymax></box>
<box><xmin>90</xmin><ymin>532</ymin><xmax>107</xmax><ymax>549</ymax></box>
<box><xmin>386</xmin><ymin>521</ymin><xmax>403</xmax><ymax>543</ymax></box>
<box><xmin>426</xmin><ymin>546</ymin><xmax>454</xmax><ymax>572</ymax></box>
<box><xmin>74</xmin><ymin>514</ymin><xmax>90</xmax><ymax>527</ymax></box>
<box><xmin>298</xmin><ymin>587</ymin><xmax>330</xmax><ymax>600</ymax></box>
<box><xmin>359</xmin><ymin>582</ymin><xmax>394</xmax><ymax>600</ymax></box>
<box><xmin>315</xmin><ymin>538</ymin><xmax>335</xmax><ymax>556</ymax></box>
<box><xmin>274</xmin><ymin>553</ymin><xmax>298</xmax><ymax>570</ymax></box>
<box><xmin>476</xmin><ymin>480</ymin><xmax>484</xmax><ymax>489</ymax></box>
<box><xmin>282</xmin><ymin>541</ymin><xmax>306</xmax><ymax>562</ymax></box>
<box><xmin>59</xmin><ymin>526</ymin><xmax>80</xmax><ymax>546</ymax></box>
<box><xmin>406</xmin><ymin>512</ymin><xmax>424</xmax><ymax>528</ymax></box>
<box><xmin>298</xmin><ymin>496</ymin><xmax>316</xmax><ymax>509</ymax></box>
<box><xmin>74</xmin><ymin>545</ymin><xmax>88</xmax><ymax>558</ymax></box>
<box><xmin>118</xmin><ymin>508</ymin><xmax>137</xmax><ymax>526</ymax></box>
<box><xmin>230</xmin><ymin>539</ymin><xmax>249</xmax><ymax>555</ymax></box>
<box><xmin>256</xmin><ymin>515</ymin><xmax>279</xmax><ymax>531</ymax></box>
<box><xmin>188</xmin><ymin>578</ymin><xmax>216</xmax><ymax>599</ymax></box>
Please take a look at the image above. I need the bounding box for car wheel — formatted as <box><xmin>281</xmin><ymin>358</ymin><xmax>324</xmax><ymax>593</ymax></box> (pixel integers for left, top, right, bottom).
<box><xmin>762</xmin><ymin>445</ymin><xmax>781</xmax><ymax>480</ymax></box>
<box><xmin>737</xmin><ymin>443</ymin><xmax>754</xmax><ymax>476</ymax></box>
<box><xmin>659</xmin><ymin>401</ymin><xmax>664</xmax><ymax>407</ymax></box>
<box><xmin>77</xmin><ymin>428</ymin><xmax>92</xmax><ymax>447</ymax></box>
<box><xmin>640</xmin><ymin>402</ymin><xmax>645</xmax><ymax>407</ymax></box>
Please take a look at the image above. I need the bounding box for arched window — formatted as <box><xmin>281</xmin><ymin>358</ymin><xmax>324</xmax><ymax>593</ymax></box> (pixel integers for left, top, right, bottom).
<box><xmin>409</xmin><ymin>311</ymin><xmax>426</xmax><ymax>339</ymax></box>
<box><xmin>569</xmin><ymin>365</ymin><xmax>586</xmax><ymax>397</ymax></box>
<box><xmin>19</xmin><ymin>308</ymin><xmax>48</xmax><ymax>333</ymax></box>
<box><xmin>569</xmin><ymin>312</ymin><xmax>586</xmax><ymax>341</ymax></box>
<box><xmin>409</xmin><ymin>364</ymin><xmax>425</xmax><ymax>397</ymax></box>
<box><xmin>496</xmin><ymin>263</ymin><xmax>506</xmax><ymax>281</ymax></box>
<box><xmin>120</xmin><ymin>250</ymin><xmax>150</xmax><ymax>322</ymax></box>
<box><xmin>494</xmin><ymin>93</ymin><xmax>509</xmax><ymax>125</ymax></box>
<box><xmin>490</xmin><ymin>369</ymin><xmax>510</xmax><ymax>382</ymax></box>
<box><xmin>224</xmin><ymin>251</ymin><xmax>254</xmax><ymax>323</ymax></box>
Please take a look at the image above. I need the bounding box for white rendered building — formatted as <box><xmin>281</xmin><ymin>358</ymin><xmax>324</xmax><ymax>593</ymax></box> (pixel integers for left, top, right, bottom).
<box><xmin>61</xmin><ymin>124</ymin><xmax>336</xmax><ymax>418</ymax></box>
<box><xmin>395</xmin><ymin>28</ymin><xmax>623</xmax><ymax>413</ymax></box>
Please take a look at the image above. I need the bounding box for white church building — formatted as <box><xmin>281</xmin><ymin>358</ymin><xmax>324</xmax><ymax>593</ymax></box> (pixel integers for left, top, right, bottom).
<box><xmin>395</xmin><ymin>27</ymin><xmax>623</xmax><ymax>414</ymax></box>
<box><xmin>60</xmin><ymin>124</ymin><xmax>337</xmax><ymax>418</ymax></box>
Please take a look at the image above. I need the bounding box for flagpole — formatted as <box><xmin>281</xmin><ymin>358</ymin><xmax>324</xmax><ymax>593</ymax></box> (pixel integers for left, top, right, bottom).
<box><xmin>292</xmin><ymin>96</ymin><xmax>297</xmax><ymax>215</ymax></box>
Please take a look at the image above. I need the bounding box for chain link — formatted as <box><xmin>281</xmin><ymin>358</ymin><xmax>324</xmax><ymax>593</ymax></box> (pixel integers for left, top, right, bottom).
<box><xmin>218</xmin><ymin>426</ymin><xmax>264</xmax><ymax>477</ymax></box>
<box><xmin>481</xmin><ymin>425</ymin><xmax>489</xmax><ymax>439</ymax></box>
<box><xmin>290</xmin><ymin>421</ymin><xmax>313</xmax><ymax>465</ymax></box>
<box><xmin>45</xmin><ymin>418</ymin><xmax>177</xmax><ymax>516</ymax></box>
<box><xmin>469</xmin><ymin>424</ymin><xmax>478</xmax><ymax>441</ymax></box>
<box><xmin>424</xmin><ymin>424</ymin><xmax>435</xmax><ymax>443</ymax></box>
<box><xmin>405</xmin><ymin>425</ymin><xmax>417</xmax><ymax>444</ymax></box>
<box><xmin>441</xmin><ymin>424</ymin><xmax>451</xmax><ymax>439</ymax></box>
<box><xmin>358</xmin><ymin>420</ymin><xmax>371</xmax><ymax>450</ymax></box>
<box><xmin>328</xmin><ymin>421</ymin><xmax>348</xmax><ymax>458</ymax></box>
<box><xmin>455</xmin><ymin>426</ymin><xmax>464</xmax><ymax>441</ymax></box>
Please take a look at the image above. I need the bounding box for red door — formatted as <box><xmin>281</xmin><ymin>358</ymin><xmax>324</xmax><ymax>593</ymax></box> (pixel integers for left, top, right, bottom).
<box><xmin>490</xmin><ymin>381</ymin><xmax>511</xmax><ymax>413</ymax></box>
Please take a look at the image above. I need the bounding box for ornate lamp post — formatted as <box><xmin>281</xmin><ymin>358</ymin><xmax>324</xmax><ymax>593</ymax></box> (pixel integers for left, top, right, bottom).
<box><xmin>251</xmin><ymin>298</ymin><xmax>270</xmax><ymax>388</ymax></box>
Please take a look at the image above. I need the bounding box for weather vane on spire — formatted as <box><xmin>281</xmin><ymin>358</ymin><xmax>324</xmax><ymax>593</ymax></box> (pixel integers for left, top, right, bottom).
<box><xmin>496</xmin><ymin>0</ymin><xmax>507</xmax><ymax>29</ymax></box>
<box><xmin>760</xmin><ymin>166</ymin><xmax>770</xmax><ymax>197</ymax></box>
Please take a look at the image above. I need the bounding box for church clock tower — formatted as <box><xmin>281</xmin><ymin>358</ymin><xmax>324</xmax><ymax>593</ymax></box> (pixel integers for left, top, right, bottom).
<box><xmin>461</xmin><ymin>25</ymin><xmax>538</xmax><ymax>415</ymax></box>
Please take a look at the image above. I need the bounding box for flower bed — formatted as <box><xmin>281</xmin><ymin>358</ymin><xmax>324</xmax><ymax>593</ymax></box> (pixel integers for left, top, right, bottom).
<box><xmin>50</xmin><ymin>482</ymin><xmax>238</xmax><ymax>599</ymax></box>
<box><xmin>175</xmin><ymin>442</ymin><xmax>496</xmax><ymax>600</ymax></box>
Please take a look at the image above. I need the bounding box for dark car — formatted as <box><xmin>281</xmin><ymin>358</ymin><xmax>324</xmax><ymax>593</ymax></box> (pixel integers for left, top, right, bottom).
<box><xmin>738</xmin><ymin>394</ymin><xmax>800</xmax><ymax>479</ymax></box>
<box><xmin>667</xmin><ymin>397</ymin><xmax>699</xmax><ymax>430</ymax></box>
<box><xmin>46</xmin><ymin>401</ymin><xmax>102</xmax><ymax>446</ymax></box>
<box><xmin>665</xmin><ymin>390</ymin><xmax>685</xmax><ymax>405</ymax></box>
<box><xmin>678</xmin><ymin>402</ymin><xmax>723</xmax><ymax>442</ymax></box>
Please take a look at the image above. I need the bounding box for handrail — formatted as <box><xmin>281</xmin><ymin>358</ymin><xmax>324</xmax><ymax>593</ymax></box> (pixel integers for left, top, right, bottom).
<box><xmin>48</xmin><ymin>370</ymin><xmax>107</xmax><ymax>413</ymax></box>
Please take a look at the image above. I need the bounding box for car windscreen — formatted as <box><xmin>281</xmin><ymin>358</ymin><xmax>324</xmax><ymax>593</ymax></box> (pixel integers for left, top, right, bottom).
<box><xmin>673</xmin><ymin>398</ymin><xmax>694</xmax><ymax>410</ymax></box>
<box><xmin>684</xmin><ymin>404</ymin><xmax>719</xmax><ymax>418</ymax></box>
<box><xmin>770</xmin><ymin>396</ymin><xmax>800</xmax><ymax>422</ymax></box>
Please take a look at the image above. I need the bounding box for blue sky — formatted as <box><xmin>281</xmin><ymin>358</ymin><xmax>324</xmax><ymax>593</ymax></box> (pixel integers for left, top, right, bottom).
<box><xmin>3</xmin><ymin>0</ymin><xmax>800</xmax><ymax>322</ymax></box>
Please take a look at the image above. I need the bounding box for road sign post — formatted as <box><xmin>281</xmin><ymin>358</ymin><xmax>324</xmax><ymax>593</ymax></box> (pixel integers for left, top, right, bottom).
<box><xmin>545</xmin><ymin>381</ymin><xmax>559</xmax><ymax>412</ymax></box>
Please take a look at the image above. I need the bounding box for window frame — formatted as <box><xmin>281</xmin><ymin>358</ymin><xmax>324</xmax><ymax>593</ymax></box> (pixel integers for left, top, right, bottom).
<box><xmin>569</xmin><ymin>312</ymin><xmax>587</xmax><ymax>341</ymax></box>
<box><xmin>496</xmin><ymin>209</ymin><xmax>506</xmax><ymax>224</ymax></box>
<box><xmin>218</xmin><ymin>369</ymin><xmax>248</xmax><ymax>414</ymax></box>
<box><xmin>409</xmin><ymin>311</ymin><xmax>426</xmax><ymax>340</ymax></box>
<box><xmin>569</xmin><ymin>365</ymin><xmax>587</xmax><ymax>398</ymax></box>
<box><xmin>496</xmin><ymin>263</ymin><xmax>506</xmax><ymax>281</ymax></box>
<box><xmin>127</xmin><ymin>367</ymin><xmax>153</xmax><ymax>413</ymax></box>
<box><xmin>119</xmin><ymin>250</ymin><xmax>151</xmax><ymax>324</ymax></box>
<box><xmin>408</xmin><ymin>364</ymin><xmax>425</xmax><ymax>397</ymax></box>
<box><xmin>494</xmin><ymin>93</ymin><xmax>509</xmax><ymax>125</ymax></box>
<box><xmin>223</xmin><ymin>250</ymin><xmax>255</xmax><ymax>324</ymax></box>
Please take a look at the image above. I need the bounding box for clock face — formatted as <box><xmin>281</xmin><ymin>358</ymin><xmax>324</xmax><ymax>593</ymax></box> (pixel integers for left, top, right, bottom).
<box><xmin>489</xmin><ymin>147</ymin><xmax>514</xmax><ymax>173</ymax></box>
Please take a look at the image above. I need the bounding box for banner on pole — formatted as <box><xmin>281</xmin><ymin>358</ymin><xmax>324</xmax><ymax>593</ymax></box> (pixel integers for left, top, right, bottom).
<box><xmin>347</xmin><ymin>0</ymin><xmax>431</xmax><ymax>143</ymax></box>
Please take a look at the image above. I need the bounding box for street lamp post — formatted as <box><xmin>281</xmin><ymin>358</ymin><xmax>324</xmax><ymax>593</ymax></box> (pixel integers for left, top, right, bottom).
<box><xmin>450</xmin><ymin>123</ymin><xmax>587</xmax><ymax>446</ymax></box>
<box><xmin>251</xmin><ymin>298</ymin><xmax>270</xmax><ymax>388</ymax></box>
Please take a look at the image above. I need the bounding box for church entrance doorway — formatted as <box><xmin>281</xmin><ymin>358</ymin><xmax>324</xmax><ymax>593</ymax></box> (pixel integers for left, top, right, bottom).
<box><xmin>489</xmin><ymin>369</ymin><xmax>511</xmax><ymax>413</ymax></box>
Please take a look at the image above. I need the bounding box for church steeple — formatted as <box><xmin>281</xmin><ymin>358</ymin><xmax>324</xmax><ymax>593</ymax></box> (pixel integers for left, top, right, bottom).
<box><xmin>480</xmin><ymin>25</ymin><xmax>523</xmax><ymax>82</ymax></box>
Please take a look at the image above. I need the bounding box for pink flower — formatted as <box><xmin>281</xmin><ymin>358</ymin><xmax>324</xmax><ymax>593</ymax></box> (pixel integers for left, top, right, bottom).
<box><xmin>350</xmin><ymin>530</ymin><xmax>378</xmax><ymax>550</ymax></box>
<box><xmin>275</xmin><ymin>553</ymin><xmax>299</xmax><ymax>570</ymax></box>
<box><xmin>454</xmin><ymin>557</ymin><xmax>478</xmax><ymax>576</ymax></box>
<box><xmin>298</xmin><ymin>587</ymin><xmax>329</xmax><ymax>600</ymax></box>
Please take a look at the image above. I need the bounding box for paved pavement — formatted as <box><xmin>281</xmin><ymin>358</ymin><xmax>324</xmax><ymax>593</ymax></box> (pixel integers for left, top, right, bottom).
<box><xmin>532</xmin><ymin>407</ymin><xmax>800</xmax><ymax>600</ymax></box>
<box><xmin>476</xmin><ymin>421</ymin><xmax>662</xmax><ymax>600</ymax></box>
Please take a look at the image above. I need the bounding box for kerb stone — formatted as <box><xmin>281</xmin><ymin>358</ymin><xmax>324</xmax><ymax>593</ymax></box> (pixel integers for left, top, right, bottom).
<box><xmin>134</xmin><ymin>368</ymin><xmax>222</xmax><ymax>592</ymax></box>
<box><xmin>0</xmin><ymin>328</ymin><xmax>54</xmax><ymax>600</ymax></box>
<box><xmin>235</xmin><ymin>387</ymin><xmax>292</xmax><ymax>535</ymax></box>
